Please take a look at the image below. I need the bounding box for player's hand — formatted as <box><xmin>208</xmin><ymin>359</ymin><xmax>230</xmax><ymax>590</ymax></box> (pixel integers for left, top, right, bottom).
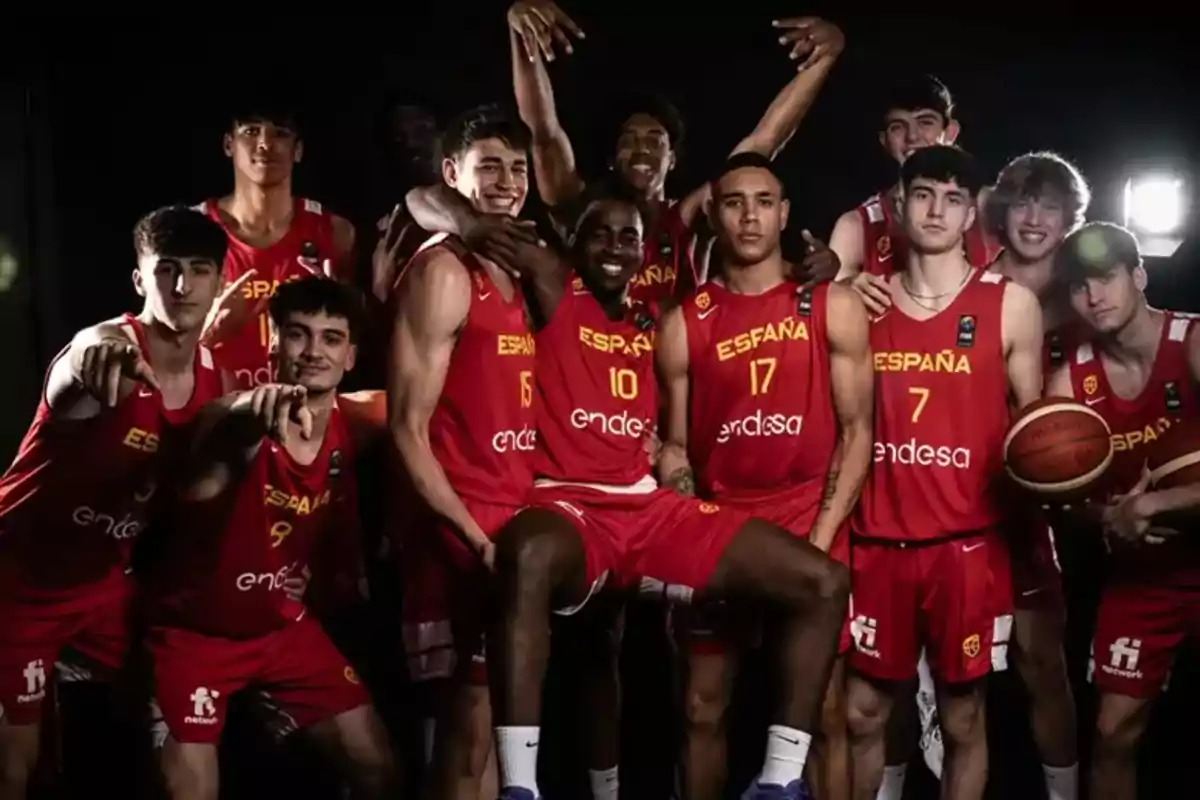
<box><xmin>284</xmin><ymin>565</ymin><xmax>312</xmax><ymax>603</ymax></box>
<box><xmin>848</xmin><ymin>271</ymin><xmax>893</xmax><ymax>318</ymax></box>
<box><xmin>507</xmin><ymin>0</ymin><xmax>585</xmax><ymax>63</ymax></box>
<box><xmin>202</xmin><ymin>269</ymin><xmax>267</xmax><ymax>349</ymax></box>
<box><xmin>80</xmin><ymin>339</ymin><xmax>161</xmax><ymax>408</ymax></box>
<box><xmin>471</xmin><ymin>220</ymin><xmax>562</xmax><ymax>282</ymax></box>
<box><xmin>477</xmin><ymin>539</ymin><xmax>497</xmax><ymax>572</ymax></box>
<box><xmin>794</xmin><ymin>229</ymin><xmax>840</xmax><ymax>287</ymax></box>
<box><xmin>249</xmin><ymin>383</ymin><xmax>314</xmax><ymax>444</ymax></box>
<box><xmin>372</xmin><ymin>204</ymin><xmax>415</xmax><ymax>304</ymax></box>
<box><xmin>773</xmin><ymin>17</ymin><xmax>845</xmax><ymax>71</ymax></box>
<box><xmin>644</xmin><ymin>430</ymin><xmax>662</xmax><ymax>467</ymax></box>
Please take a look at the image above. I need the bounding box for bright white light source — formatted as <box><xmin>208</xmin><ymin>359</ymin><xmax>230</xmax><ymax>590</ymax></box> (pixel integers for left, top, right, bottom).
<box><xmin>1123</xmin><ymin>175</ymin><xmax>1185</xmax><ymax>235</ymax></box>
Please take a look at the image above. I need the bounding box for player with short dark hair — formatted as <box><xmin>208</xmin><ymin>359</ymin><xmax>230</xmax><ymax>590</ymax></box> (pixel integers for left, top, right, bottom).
<box><xmin>985</xmin><ymin>151</ymin><xmax>1092</xmax><ymax>800</ymax></box>
<box><xmin>199</xmin><ymin>100</ymin><xmax>357</xmax><ymax>389</ymax></box>
<box><xmin>659</xmin><ymin>153</ymin><xmax>873</xmax><ymax>800</ymax></box>
<box><xmin>0</xmin><ymin>206</ymin><xmax>227</xmax><ymax>796</ymax></box>
<box><xmin>467</xmin><ymin>190</ymin><xmax>850</xmax><ymax>800</ymax></box>
<box><xmin>147</xmin><ymin>276</ymin><xmax>396</xmax><ymax>799</ymax></box>
<box><xmin>1045</xmin><ymin>222</ymin><xmax>1200</xmax><ymax>800</ymax></box>
<box><xmin>844</xmin><ymin>146</ymin><xmax>1042</xmax><ymax>800</ymax></box>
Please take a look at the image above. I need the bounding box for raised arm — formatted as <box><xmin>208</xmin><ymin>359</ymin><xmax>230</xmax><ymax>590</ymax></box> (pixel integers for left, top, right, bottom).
<box><xmin>808</xmin><ymin>284</ymin><xmax>873</xmax><ymax>551</ymax></box>
<box><xmin>1002</xmin><ymin>281</ymin><xmax>1045</xmax><ymax>410</ymax></box>
<box><xmin>655</xmin><ymin>305</ymin><xmax>694</xmax><ymax>495</ymax></box>
<box><xmin>388</xmin><ymin>247</ymin><xmax>492</xmax><ymax>562</ymax></box>
<box><xmin>45</xmin><ymin>321</ymin><xmax>158</xmax><ymax>421</ymax></box>
<box><xmin>507</xmin><ymin>0</ymin><xmax>588</xmax><ymax>208</ymax></box>
<box><xmin>676</xmin><ymin>17</ymin><xmax>845</xmax><ymax>229</ymax></box>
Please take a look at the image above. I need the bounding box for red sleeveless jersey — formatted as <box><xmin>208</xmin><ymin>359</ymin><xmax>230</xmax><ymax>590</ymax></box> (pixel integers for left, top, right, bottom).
<box><xmin>534</xmin><ymin>278</ymin><xmax>658</xmax><ymax>486</ymax></box>
<box><xmin>855</xmin><ymin>270</ymin><xmax>1011</xmax><ymax>540</ymax></box>
<box><xmin>402</xmin><ymin>237</ymin><xmax>536</xmax><ymax>505</ymax></box>
<box><xmin>683</xmin><ymin>281</ymin><xmax>837</xmax><ymax>519</ymax></box>
<box><xmin>1067</xmin><ymin>312</ymin><xmax>1200</xmax><ymax>584</ymax></box>
<box><xmin>201</xmin><ymin>197</ymin><xmax>337</xmax><ymax>389</ymax></box>
<box><xmin>0</xmin><ymin>315</ymin><xmax>222</xmax><ymax>601</ymax></box>
<box><xmin>628</xmin><ymin>202</ymin><xmax>697</xmax><ymax>304</ymax></box>
<box><xmin>856</xmin><ymin>191</ymin><xmax>1000</xmax><ymax>277</ymax></box>
<box><xmin>151</xmin><ymin>404</ymin><xmax>356</xmax><ymax>639</ymax></box>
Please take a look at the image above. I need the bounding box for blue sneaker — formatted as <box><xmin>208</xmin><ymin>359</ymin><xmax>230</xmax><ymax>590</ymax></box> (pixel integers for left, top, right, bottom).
<box><xmin>740</xmin><ymin>778</ymin><xmax>812</xmax><ymax>799</ymax></box>
<box><xmin>497</xmin><ymin>789</ymin><xmax>539</xmax><ymax>800</ymax></box>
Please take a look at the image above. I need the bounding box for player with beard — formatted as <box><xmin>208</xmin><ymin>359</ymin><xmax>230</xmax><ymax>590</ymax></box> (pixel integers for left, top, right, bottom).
<box><xmin>405</xmin><ymin>1</ymin><xmax>844</xmax><ymax>305</ymax></box>
<box><xmin>657</xmin><ymin>153</ymin><xmax>873</xmax><ymax>800</ymax></box>
<box><xmin>469</xmin><ymin>190</ymin><xmax>849</xmax><ymax>800</ymax></box>
<box><xmin>983</xmin><ymin>152</ymin><xmax>1092</xmax><ymax>800</ymax></box>
<box><xmin>389</xmin><ymin>103</ymin><xmax>537</xmax><ymax>800</ymax></box>
<box><xmin>146</xmin><ymin>277</ymin><xmax>396</xmax><ymax>799</ymax></box>
<box><xmin>199</xmin><ymin>101</ymin><xmax>357</xmax><ymax>390</ymax></box>
<box><xmin>1046</xmin><ymin>223</ymin><xmax>1200</xmax><ymax>800</ymax></box>
<box><xmin>832</xmin><ymin>76</ymin><xmax>1001</xmax><ymax>318</ymax></box>
<box><xmin>844</xmin><ymin>146</ymin><xmax>1041</xmax><ymax>800</ymax></box>
<box><xmin>0</xmin><ymin>206</ymin><xmax>227</xmax><ymax>796</ymax></box>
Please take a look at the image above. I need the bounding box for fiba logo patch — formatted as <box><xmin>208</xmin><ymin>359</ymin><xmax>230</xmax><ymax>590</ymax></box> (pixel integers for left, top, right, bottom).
<box><xmin>877</xmin><ymin>235</ymin><xmax>892</xmax><ymax>259</ymax></box>
<box><xmin>297</xmin><ymin>240</ymin><xmax>322</xmax><ymax>274</ymax></box>
<box><xmin>329</xmin><ymin>449</ymin><xmax>343</xmax><ymax>478</ymax></box>
<box><xmin>962</xmin><ymin>634</ymin><xmax>981</xmax><ymax>658</ymax></box>
<box><xmin>1165</xmin><ymin>381</ymin><xmax>1182</xmax><ymax>412</ymax></box>
<box><xmin>956</xmin><ymin>316</ymin><xmax>976</xmax><ymax>348</ymax></box>
<box><xmin>1083</xmin><ymin>375</ymin><xmax>1099</xmax><ymax>396</ymax></box>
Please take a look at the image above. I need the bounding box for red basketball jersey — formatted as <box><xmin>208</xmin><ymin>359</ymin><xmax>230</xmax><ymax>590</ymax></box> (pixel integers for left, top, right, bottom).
<box><xmin>628</xmin><ymin>202</ymin><xmax>697</xmax><ymax>304</ymax></box>
<box><xmin>1067</xmin><ymin>312</ymin><xmax>1200</xmax><ymax>584</ymax></box>
<box><xmin>401</xmin><ymin>236</ymin><xmax>537</xmax><ymax>506</ymax></box>
<box><xmin>0</xmin><ymin>315</ymin><xmax>222</xmax><ymax>601</ymax></box>
<box><xmin>856</xmin><ymin>191</ymin><xmax>1000</xmax><ymax>277</ymax></box>
<box><xmin>534</xmin><ymin>278</ymin><xmax>658</xmax><ymax>486</ymax></box>
<box><xmin>200</xmin><ymin>197</ymin><xmax>338</xmax><ymax>389</ymax></box>
<box><xmin>1043</xmin><ymin>318</ymin><xmax>1089</xmax><ymax>376</ymax></box>
<box><xmin>855</xmin><ymin>270</ymin><xmax>1011</xmax><ymax>541</ymax></box>
<box><xmin>151</xmin><ymin>404</ymin><xmax>356</xmax><ymax>639</ymax></box>
<box><xmin>683</xmin><ymin>281</ymin><xmax>837</xmax><ymax>523</ymax></box>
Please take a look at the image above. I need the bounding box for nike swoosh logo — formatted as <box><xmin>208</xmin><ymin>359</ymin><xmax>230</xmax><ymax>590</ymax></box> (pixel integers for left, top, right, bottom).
<box><xmin>962</xmin><ymin>542</ymin><xmax>985</xmax><ymax>553</ymax></box>
<box><xmin>697</xmin><ymin>307</ymin><xmax>717</xmax><ymax>320</ymax></box>
<box><xmin>478</xmin><ymin>292</ymin><xmax>492</xmax><ymax>302</ymax></box>
<box><xmin>524</xmin><ymin>740</ymin><xmax>539</xmax><ymax>748</ymax></box>
<box><xmin>1021</xmin><ymin>588</ymin><xmax>1044</xmax><ymax>597</ymax></box>
<box><xmin>1085</xmin><ymin>396</ymin><xmax>1105</xmax><ymax>406</ymax></box>
<box><xmin>774</xmin><ymin>734</ymin><xmax>802</xmax><ymax>745</ymax></box>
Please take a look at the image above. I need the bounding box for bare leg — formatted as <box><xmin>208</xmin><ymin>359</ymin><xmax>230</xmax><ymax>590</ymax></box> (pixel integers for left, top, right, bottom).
<box><xmin>681</xmin><ymin>647</ymin><xmax>738</xmax><ymax>800</ymax></box>
<box><xmin>1013</xmin><ymin>606</ymin><xmax>1077</xmax><ymax>798</ymax></box>
<box><xmin>846</xmin><ymin>673</ymin><xmax>897</xmax><ymax>800</ymax></box>
<box><xmin>578</xmin><ymin>597</ymin><xmax>623</xmax><ymax>800</ymax></box>
<box><xmin>429</xmin><ymin>681</ymin><xmax>494</xmax><ymax>800</ymax></box>
<box><xmin>0</xmin><ymin>721</ymin><xmax>41</xmax><ymax>800</ymax></box>
<box><xmin>808</xmin><ymin>656</ymin><xmax>850</xmax><ymax>800</ymax></box>
<box><xmin>159</xmin><ymin>739</ymin><xmax>220</xmax><ymax>800</ymax></box>
<box><xmin>935</xmin><ymin>681</ymin><xmax>987</xmax><ymax>800</ymax></box>
<box><xmin>1090</xmin><ymin>693</ymin><xmax>1152</xmax><ymax>800</ymax></box>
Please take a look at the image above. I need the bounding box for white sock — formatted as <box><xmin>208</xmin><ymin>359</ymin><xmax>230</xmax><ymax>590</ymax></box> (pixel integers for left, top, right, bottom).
<box><xmin>495</xmin><ymin>726</ymin><xmax>541</xmax><ymax>793</ymax></box>
<box><xmin>876</xmin><ymin>764</ymin><xmax>907</xmax><ymax>800</ymax></box>
<box><xmin>588</xmin><ymin>766</ymin><xmax>619</xmax><ymax>800</ymax></box>
<box><xmin>1043</xmin><ymin>763</ymin><xmax>1078</xmax><ymax>800</ymax></box>
<box><xmin>760</xmin><ymin>725</ymin><xmax>812</xmax><ymax>786</ymax></box>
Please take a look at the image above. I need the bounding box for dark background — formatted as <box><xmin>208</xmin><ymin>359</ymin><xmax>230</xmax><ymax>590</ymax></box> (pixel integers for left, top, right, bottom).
<box><xmin>3</xmin><ymin>7</ymin><xmax>1199</xmax><ymax>798</ymax></box>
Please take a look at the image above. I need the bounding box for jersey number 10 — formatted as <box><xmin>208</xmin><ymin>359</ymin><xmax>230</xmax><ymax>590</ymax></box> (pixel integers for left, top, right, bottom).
<box><xmin>608</xmin><ymin>367</ymin><xmax>639</xmax><ymax>400</ymax></box>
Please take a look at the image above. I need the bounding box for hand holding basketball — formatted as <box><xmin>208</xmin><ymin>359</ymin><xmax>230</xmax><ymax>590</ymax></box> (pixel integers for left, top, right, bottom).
<box><xmin>1004</xmin><ymin>397</ymin><xmax>1113</xmax><ymax>504</ymax></box>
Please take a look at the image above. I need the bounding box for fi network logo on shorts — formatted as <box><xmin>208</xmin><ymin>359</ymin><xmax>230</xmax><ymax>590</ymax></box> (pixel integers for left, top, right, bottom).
<box><xmin>185</xmin><ymin>687</ymin><xmax>221</xmax><ymax>725</ymax></box>
<box><xmin>1103</xmin><ymin>637</ymin><xmax>1144</xmax><ymax>680</ymax></box>
<box><xmin>18</xmin><ymin>659</ymin><xmax>46</xmax><ymax>704</ymax></box>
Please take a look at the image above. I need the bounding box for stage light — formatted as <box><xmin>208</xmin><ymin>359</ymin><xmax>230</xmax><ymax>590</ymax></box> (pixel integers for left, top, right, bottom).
<box><xmin>1123</xmin><ymin>174</ymin><xmax>1188</xmax><ymax>258</ymax></box>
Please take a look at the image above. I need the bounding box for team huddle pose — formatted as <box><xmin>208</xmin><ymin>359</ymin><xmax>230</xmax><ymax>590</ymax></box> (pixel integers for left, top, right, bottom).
<box><xmin>0</xmin><ymin>3</ymin><xmax>1196</xmax><ymax>800</ymax></box>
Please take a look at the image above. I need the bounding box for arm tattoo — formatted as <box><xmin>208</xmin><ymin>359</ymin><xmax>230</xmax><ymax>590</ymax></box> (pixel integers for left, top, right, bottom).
<box><xmin>667</xmin><ymin>467</ymin><xmax>696</xmax><ymax>497</ymax></box>
<box><xmin>820</xmin><ymin>469</ymin><xmax>839</xmax><ymax>511</ymax></box>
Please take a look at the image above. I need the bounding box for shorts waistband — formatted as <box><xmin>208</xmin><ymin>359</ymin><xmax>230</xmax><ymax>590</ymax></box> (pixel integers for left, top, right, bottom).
<box><xmin>851</xmin><ymin>529</ymin><xmax>984</xmax><ymax>549</ymax></box>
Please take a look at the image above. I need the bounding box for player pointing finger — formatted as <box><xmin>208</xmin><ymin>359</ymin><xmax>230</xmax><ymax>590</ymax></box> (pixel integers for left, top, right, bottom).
<box><xmin>79</xmin><ymin>338</ymin><xmax>161</xmax><ymax>408</ymax></box>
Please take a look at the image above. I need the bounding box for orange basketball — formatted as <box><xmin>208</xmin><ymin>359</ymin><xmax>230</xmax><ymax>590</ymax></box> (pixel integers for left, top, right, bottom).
<box><xmin>1004</xmin><ymin>397</ymin><xmax>1113</xmax><ymax>498</ymax></box>
<box><xmin>1147</xmin><ymin>419</ymin><xmax>1200</xmax><ymax>489</ymax></box>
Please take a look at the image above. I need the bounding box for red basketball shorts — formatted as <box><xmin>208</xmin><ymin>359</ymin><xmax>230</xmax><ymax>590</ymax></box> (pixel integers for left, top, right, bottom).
<box><xmin>0</xmin><ymin>577</ymin><xmax>134</xmax><ymax>726</ymax></box>
<box><xmin>849</xmin><ymin>529</ymin><xmax>1014</xmax><ymax>684</ymax></box>
<box><xmin>149</xmin><ymin>617</ymin><xmax>367</xmax><ymax>744</ymax></box>
<box><xmin>400</xmin><ymin>499</ymin><xmax>521</xmax><ymax>686</ymax></box>
<box><xmin>1089</xmin><ymin>579</ymin><xmax>1200</xmax><ymax>698</ymax></box>
<box><xmin>527</xmin><ymin>484</ymin><xmax>747</xmax><ymax>607</ymax></box>
<box><xmin>679</xmin><ymin>493</ymin><xmax>853</xmax><ymax>657</ymax></box>
<box><xmin>1006</xmin><ymin>514</ymin><xmax>1065</xmax><ymax>613</ymax></box>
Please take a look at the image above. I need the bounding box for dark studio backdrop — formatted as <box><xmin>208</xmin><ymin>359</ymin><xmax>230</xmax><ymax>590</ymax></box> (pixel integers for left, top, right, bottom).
<box><xmin>2</xmin><ymin>6</ymin><xmax>1199</xmax><ymax>798</ymax></box>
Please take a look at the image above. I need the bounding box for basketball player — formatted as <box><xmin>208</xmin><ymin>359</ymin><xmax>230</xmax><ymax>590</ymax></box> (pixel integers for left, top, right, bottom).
<box><xmin>984</xmin><ymin>152</ymin><xmax>1093</xmax><ymax>800</ymax></box>
<box><xmin>655</xmin><ymin>153</ymin><xmax>872</xmax><ymax>800</ymax></box>
<box><xmin>1046</xmin><ymin>222</ymin><xmax>1200</xmax><ymax>800</ymax></box>
<box><xmin>389</xmin><ymin>103</ymin><xmax>536</xmax><ymax>800</ymax></box>
<box><xmin>844</xmin><ymin>146</ymin><xmax>1042</xmax><ymax>800</ymax></box>
<box><xmin>832</xmin><ymin>75</ymin><xmax>1000</xmax><ymax>317</ymax></box>
<box><xmin>200</xmin><ymin>101</ymin><xmax>357</xmax><ymax>389</ymax></box>
<box><xmin>467</xmin><ymin>189</ymin><xmax>849</xmax><ymax>800</ymax></box>
<box><xmin>406</xmin><ymin>1</ymin><xmax>844</xmax><ymax>304</ymax></box>
<box><xmin>0</xmin><ymin>206</ymin><xmax>227</xmax><ymax>796</ymax></box>
<box><xmin>147</xmin><ymin>277</ymin><xmax>396</xmax><ymax>799</ymax></box>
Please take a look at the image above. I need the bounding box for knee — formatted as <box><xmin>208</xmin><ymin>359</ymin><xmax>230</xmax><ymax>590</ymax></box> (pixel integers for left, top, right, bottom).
<box><xmin>845</xmin><ymin>682</ymin><xmax>887</xmax><ymax>743</ymax></box>
<box><xmin>1016</xmin><ymin>641</ymin><xmax>1070</xmax><ymax>698</ymax></box>
<box><xmin>496</xmin><ymin>528</ymin><xmax>558</xmax><ymax>585</ymax></box>
<box><xmin>1093</xmin><ymin>703</ymin><xmax>1145</xmax><ymax>760</ymax></box>
<box><xmin>939</xmin><ymin>690</ymin><xmax>986</xmax><ymax>746</ymax></box>
<box><xmin>684</xmin><ymin>671</ymin><xmax>731</xmax><ymax>738</ymax></box>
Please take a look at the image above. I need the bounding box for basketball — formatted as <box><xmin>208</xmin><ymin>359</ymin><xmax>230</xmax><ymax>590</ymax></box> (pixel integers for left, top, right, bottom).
<box><xmin>1004</xmin><ymin>397</ymin><xmax>1113</xmax><ymax>498</ymax></box>
<box><xmin>1147</xmin><ymin>420</ymin><xmax>1200</xmax><ymax>489</ymax></box>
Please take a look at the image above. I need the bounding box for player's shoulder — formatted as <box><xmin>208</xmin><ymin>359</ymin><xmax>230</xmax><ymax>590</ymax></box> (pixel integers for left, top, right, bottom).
<box><xmin>834</xmin><ymin>206</ymin><xmax>866</xmax><ymax>232</ymax></box>
<box><xmin>75</xmin><ymin>315</ymin><xmax>138</xmax><ymax>346</ymax></box>
<box><xmin>396</xmin><ymin>236</ymin><xmax>472</xmax><ymax>298</ymax></box>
